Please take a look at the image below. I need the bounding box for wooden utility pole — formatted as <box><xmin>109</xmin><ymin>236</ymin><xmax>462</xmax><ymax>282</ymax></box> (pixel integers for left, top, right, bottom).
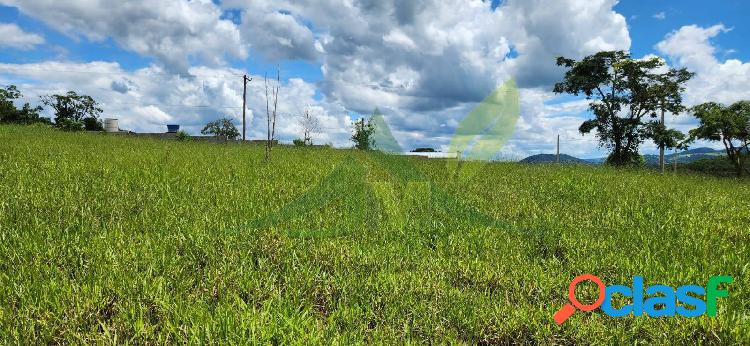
<box><xmin>242</xmin><ymin>74</ymin><xmax>252</xmax><ymax>141</ymax></box>
<box><xmin>673</xmin><ymin>147</ymin><xmax>678</xmax><ymax>174</ymax></box>
<box><xmin>556</xmin><ymin>134</ymin><xmax>560</xmax><ymax>163</ymax></box>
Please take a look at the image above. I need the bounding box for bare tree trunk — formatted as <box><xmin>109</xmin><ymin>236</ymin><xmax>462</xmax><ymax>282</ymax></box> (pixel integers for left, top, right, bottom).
<box><xmin>304</xmin><ymin>109</ymin><xmax>311</xmax><ymax>145</ymax></box>
<box><xmin>300</xmin><ymin>107</ymin><xmax>321</xmax><ymax>146</ymax></box>
<box><xmin>736</xmin><ymin>154</ymin><xmax>745</xmax><ymax>177</ymax></box>
<box><xmin>264</xmin><ymin>68</ymin><xmax>280</xmax><ymax>162</ymax></box>
<box><xmin>270</xmin><ymin>69</ymin><xmax>279</xmax><ymax>156</ymax></box>
<box><xmin>659</xmin><ymin>98</ymin><xmax>665</xmax><ymax>173</ymax></box>
<box><xmin>263</xmin><ymin>74</ymin><xmax>271</xmax><ymax>161</ymax></box>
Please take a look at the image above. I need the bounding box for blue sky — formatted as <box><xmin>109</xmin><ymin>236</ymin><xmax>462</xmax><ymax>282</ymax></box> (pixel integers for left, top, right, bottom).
<box><xmin>1</xmin><ymin>0</ymin><xmax>749</xmax><ymax>158</ymax></box>
<box><xmin>615</xmin><ymin>0</ymin><xmax>749</xmax><ymax>60</ymax></box>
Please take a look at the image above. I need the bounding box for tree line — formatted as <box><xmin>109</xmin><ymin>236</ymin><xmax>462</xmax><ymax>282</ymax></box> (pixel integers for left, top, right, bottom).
<box><xmin>555</xmin><ymin>50</ymin><xmax>750</xmax><ymax>177</ymax></box>
<box><xmin>0</xmin><ymin>87</ymin><xmax>105</xmax><ymax>131</ymax></box>
<box><xmin>0</xmin><ymin>68</ymin><xmax>368</xmax><ymax>159</ymax></box>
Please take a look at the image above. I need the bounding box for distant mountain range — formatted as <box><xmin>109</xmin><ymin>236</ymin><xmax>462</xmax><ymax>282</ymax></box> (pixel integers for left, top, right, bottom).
<box><xmin>520</xmin><ymin>147</ymin><xmax>727</xmax><ymax>166</ymax></box>
<box><xmin>642</xmin><ymin>148</ymin><xmax>726</xmax><ymax>166</ymax></box>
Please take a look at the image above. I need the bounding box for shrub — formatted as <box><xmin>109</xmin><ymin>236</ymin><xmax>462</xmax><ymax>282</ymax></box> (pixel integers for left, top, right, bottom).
<box><xmin>56</xmin><ymin>118</ymin><xmax>84</xmax><ymax>132</ymax></box>
<box><xmin>293</xmin><ymin>139</ymin><xmax>306</xmax><ymax>147</ymax></box>
<box><xmin>684</xmin><ymin>157</ymin><xmax>739</xmax><ymax>177</ymax></box>
<box><xmin>175</xmin><ymin>130</ymin><xmax>191</xmax><ymax>141</ymax></box>
<box><xmin>605</xmin><ymin>152</ymin><xmax>645</xmax><ymax>167</ymax></box>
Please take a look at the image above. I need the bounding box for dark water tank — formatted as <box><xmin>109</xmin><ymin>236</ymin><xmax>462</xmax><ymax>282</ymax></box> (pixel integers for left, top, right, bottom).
<box><xmin>167</xmin><ymin>124</ymin><xmax>180</xmax><ymax>133</ymax></box>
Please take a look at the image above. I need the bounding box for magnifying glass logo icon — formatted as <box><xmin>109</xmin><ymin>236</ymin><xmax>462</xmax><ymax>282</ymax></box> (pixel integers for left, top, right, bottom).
<box><xmin>554</xmin><ymin>274</ymin><xmax>606</xmax><ymax>325</ymax></box>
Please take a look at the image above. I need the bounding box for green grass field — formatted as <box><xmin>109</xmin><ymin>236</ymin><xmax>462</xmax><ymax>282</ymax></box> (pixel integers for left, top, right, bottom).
<box><xmin>1</xmin><ymin>125</ymin><xmax>748</xmax><ymax>344</ymax></box>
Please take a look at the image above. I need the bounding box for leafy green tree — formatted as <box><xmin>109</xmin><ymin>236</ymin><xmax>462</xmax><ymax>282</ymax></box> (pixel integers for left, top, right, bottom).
<box><xmin>688</xmin><ymin>101</ymin><xmax>750</xmax><ymax>177</ymax></box>
<box><xmin>649</xmin><ymin>68</ymin><xmax>695</xmax><ymax>171</ymax></box>
<box><xmin>554</xmin><ymin>51</ymin><xmax>693</xmax><ymax>165</ymax></box>
<box><xmin>41</xmin><ymin>91</ymin><xmax>103</xmax><ymax>131</ymax></box>
<box><xmin>0</xmin><ymin>85</ymin><xmax>47</xmax><ymax>125</ymax></box>
<box><xmin>644</xmin><ymin>121</ymin><xmax>687</xmax><ymax>152</ymax></box>
<box><xmin>351</xmin><ymin>117</ymin><xmax>376</xmax><ymax>150</ymax></box>
<box><xmin>201</xmin><ymin>118</ymin><xmax>240</xmax><ymax>141</ymax></box>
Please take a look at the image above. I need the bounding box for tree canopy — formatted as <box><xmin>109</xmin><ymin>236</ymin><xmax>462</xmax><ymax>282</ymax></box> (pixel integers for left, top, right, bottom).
<box><xmin>554</xmin><ymin>51</ymin><xmax>693</xmax><ymax>165</ymax></box>
<box><xmin>0</xmin><ymin>85</ymin><xmax>47</xmax><ymax>125</ymax></box>
<box><xmin>351</xmin><ymin>117</ymin><xmax>376</xmax><ymax>150</ymax></box>
<box><xmin>41</xmin><ymin>91</ymin><xmax>103</xmax><ymax>131</ymax></box>
<box><xmin>201</xmin><ymin>118</ymin><xmax>240</xmax><ymax>141</ymax></box>
<box><xmin>689</xmin><ymin>101</ymin><xmax>750</xmax><ymax>177</ymax></box>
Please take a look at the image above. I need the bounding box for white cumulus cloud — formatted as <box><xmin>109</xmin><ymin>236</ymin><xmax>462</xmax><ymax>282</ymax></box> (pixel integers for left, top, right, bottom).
<box><xmin>0</xmin><ymin>0</ymin><xmax>247</xmax><ymax>72</ymax></box>
<box><xmin>0</xmin><ymin>23</ymin><xmax>44</xmax><ymax>49</ymax></box>
<box><xmin>656</xmin><ymin>24</ymin><xmax>750</xmax><ymax>105</ymax></box>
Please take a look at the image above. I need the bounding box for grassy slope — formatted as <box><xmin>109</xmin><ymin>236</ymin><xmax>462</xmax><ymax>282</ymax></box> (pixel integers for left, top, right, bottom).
<box><xmin>0</xmin><ymin>125</ymin><xmax>748</xmax><ymax>344</ymax></box>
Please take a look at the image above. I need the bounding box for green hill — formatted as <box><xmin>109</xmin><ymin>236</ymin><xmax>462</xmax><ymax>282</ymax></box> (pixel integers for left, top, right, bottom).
<box><xmin>520</xmin><ymin>153</ymin><xmax>591</xmax><ymax>164</ymax></box>
<box><xmin>643</xmin><ymin>147</ymin><xmax>726</xmax><ymax>166</ymax></box>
